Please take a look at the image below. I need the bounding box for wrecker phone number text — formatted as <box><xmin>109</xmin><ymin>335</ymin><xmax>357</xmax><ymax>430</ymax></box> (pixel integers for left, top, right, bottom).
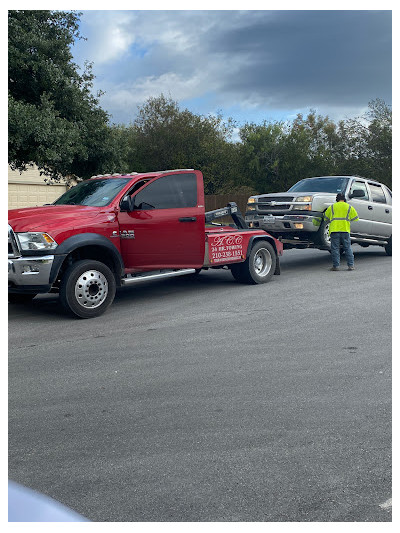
<box><xmin>208</xmin><ymin>234</ymin><xmax>244</xmax><ymax>263</ymax></box>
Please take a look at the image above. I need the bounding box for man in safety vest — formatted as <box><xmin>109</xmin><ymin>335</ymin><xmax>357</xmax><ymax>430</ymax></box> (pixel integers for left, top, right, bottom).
<box><xmin>324</xmin><ymin>193</ymin><xmax>359</xmax><ymax>271</ymax></box>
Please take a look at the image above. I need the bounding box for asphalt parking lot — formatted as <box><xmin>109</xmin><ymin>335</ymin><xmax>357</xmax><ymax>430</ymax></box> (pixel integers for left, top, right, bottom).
<box><xmin>8</xmin><ymin>245</ymin><xmax>392</xmax><ymax>522</ymax></box>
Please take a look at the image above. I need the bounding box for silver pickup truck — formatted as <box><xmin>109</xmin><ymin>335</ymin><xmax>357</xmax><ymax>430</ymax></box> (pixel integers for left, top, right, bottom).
<box><xmin>245</xmin><ymin>175</ymin><xmax>392</xmax><ymax>256</ymax></box>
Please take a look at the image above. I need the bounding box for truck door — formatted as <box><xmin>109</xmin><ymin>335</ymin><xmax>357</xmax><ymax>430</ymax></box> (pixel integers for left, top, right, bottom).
<box><xmin>366</xmin><ymin>182</ymin><xmax>392</xmax><ymax>238</ymax></box>
<box><xmin>117</xmin><ymin>172</ymin><xmax>205</xmax><ymax>270</ymax></box>
<box><xmin>347</xmin><ymin>179</ymin><xmax>372</xmax><ymax>236</ymax></box>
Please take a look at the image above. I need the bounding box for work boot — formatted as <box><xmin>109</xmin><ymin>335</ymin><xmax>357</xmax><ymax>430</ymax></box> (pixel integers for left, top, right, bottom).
<box><xmin>347</xmin><ymin>266</ymin><xmax>355</xmax><ymax>271</ymax></box>
<box><xmin>330</xmin><ymin>266</ymin><xmax>339</xmax><ymax>271</ymax></box>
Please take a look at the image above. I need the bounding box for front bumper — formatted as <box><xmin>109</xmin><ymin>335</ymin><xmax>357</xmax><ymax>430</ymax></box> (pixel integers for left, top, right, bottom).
<box><xmin>8</xmin><ymin>255</ymin><xmax>55</xmax><ymax>293</ymax></box>
<box><xmin>245</xmin><ymin>213</ymin><xmax>323</xmax><ymax>233</ymax></box>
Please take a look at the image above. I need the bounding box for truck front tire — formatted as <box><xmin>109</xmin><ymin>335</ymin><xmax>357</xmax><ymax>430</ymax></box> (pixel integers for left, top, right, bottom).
<box><xmin>231</xmin><ymin>240</ymin><xmax>276</xmax><ymax>284</ymax></box>
<box><xmin>314</xmin><ymin>219</ymin><xmax>331</xmax><ymax>248</ymax></box>
<box><xmin>59</xmin><ymin>259</ymin><xmax>116</xmax><ymax>318</ymax></box>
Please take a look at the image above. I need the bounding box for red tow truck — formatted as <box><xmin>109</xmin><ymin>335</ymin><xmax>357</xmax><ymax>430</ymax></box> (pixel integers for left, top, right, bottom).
<box><xmin>8</xmin><ymin>169</ymin><xmax>283</xmax><ymax>318</ymax></box>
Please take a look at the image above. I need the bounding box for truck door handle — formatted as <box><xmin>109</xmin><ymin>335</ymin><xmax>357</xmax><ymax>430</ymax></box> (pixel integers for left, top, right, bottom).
<box><xmin>385</xmin><ymin>209</ymin><xmax>390</xmax><ymax>213</ymax></box>
<box><xmin>368</xmin><ymin>205</ymin><xmax>373</xmax><ymax>210</ymax></box>
<box><xmin>179</xmin><ymin>217</ymin><xmax>197</xmax><ymax>222</ymax></box>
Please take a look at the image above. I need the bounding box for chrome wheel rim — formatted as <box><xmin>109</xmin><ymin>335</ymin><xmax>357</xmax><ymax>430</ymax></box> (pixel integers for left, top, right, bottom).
<box><xmin>74</xmin><ymin>270</ymin><xmax>108</xmax><ymax>309</ymax></box>
<box><xmin>253</xmin><ymin>248</ymin><xmax>272</xmax><ymax>277</ymax></box>
<box><xmin>324</xmin><ymin>224</ymin><xmax>331</xmax><ymax>245</ymax></box>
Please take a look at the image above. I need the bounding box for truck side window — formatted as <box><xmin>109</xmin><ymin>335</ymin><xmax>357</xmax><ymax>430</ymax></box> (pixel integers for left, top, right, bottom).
<box><xmin>133</xmin><ymin>173</ymin><xmax>197</xmax><ymax>209</ymax></box>
<box><xmin>382</xmin><ymin>185</ymin><xmax>392</xmax><ymax>205</ymax></box>
<box><xmin>368</xmin><ymin>183</ymin><xmax>387</xmax><ymax>204</ymax></box>
<box><xmin>172</xmin><ymin>173</ymin><xmax>198</xmax><ymax>207</ymax></box>
<box><xmin>350</xmin><ymin>180</ymin><xmax>369</xmax><ymax>200</ymax></box>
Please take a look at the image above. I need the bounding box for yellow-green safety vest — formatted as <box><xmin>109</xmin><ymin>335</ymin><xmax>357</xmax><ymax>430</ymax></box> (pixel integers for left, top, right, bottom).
<box><xmin>324</xmin><ymin>201</ymin><xmax>359</xmax><ymax>234</ymax></box>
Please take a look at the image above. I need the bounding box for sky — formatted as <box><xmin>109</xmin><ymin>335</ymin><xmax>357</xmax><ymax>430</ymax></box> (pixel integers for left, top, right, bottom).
<box><xmin>71</xmin><ymin>7</ymin><xmax>392</xmax><ymax>130</ymax></box>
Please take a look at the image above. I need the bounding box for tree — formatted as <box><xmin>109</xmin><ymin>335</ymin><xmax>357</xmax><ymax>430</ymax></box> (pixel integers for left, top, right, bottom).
<box><xmin>279</xmin><ymin>111</ymin><xmax>342</xmax><ymax>187</ymax></box>
<box><xmin>365</xmin><ymin>99</ymin><xmax>392</xmax><ymax>186</ymax></box>
<box><xmin>125</xmin><ymin>95</ymin><xmax>240</xmax><ymax>194</ymax></box>
<box><xmin>238</xmin><ymin>121</ymin><xmax>286</xmax><ymax>193</ymax></box>
<box><xmin>8</xmin><ymin>10</ymin><xmax>121</xmax><ymax>180</ymax></box>
<box><xmin>335</xmin><ymin>99</ymin><xmax>392</xmax><ymax>187</ymax></box>
<box><xmin>238</xmin><ymin>102</ymin><xmax>393</xmax><ymax>195</ymax></box>
<box><xmin>238</xmin><ymin>111</ymin><xmax>339</xmax><ymax>193</ymax></box>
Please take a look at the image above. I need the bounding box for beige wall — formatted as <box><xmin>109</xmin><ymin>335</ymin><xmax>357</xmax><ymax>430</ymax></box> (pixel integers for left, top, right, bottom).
<box><xmin>8</xmin><ymin>165</ymin><xmax>69</xmax><ymax>209</ymax></box>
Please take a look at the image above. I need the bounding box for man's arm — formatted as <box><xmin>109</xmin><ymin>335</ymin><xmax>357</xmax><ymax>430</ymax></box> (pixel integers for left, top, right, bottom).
<box><xmin>349</xmin><ymin>206</ymin><xmax>359</xmax><ymax>222</ymax></box>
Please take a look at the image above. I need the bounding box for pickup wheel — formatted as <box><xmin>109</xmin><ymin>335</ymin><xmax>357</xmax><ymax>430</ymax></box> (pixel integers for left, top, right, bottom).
<box><xmin>59</xmin><ymin>259</ymin><xmax>116</xmax><ymax>318</ymax></box>
<box><xmin>314</xmin><ymin>218</ymin><xmax>331</xmax><ymax>248</ymax></box>
<box><xmin>385</xmin><ymin>236</ymin><xmax>392</xmax><ymax>256</ymax></box>
<box><xmin>8</xmin><ymin>293</ymin><xmax>36</xmax><ymax>304</ymax></box>
<box><xmin>231</xmin><ymin>240</ymin><xmax>276</xmax><ymax>284</ymax></box>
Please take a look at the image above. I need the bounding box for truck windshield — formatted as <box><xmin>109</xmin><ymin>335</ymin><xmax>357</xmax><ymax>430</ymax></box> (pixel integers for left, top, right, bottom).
<box><xmin>54</xmin><ymin>178</ymin><xmax>131</xmax><ymax>207</ymax></box>
<box><xmin>288</xmin><ymin>177</ymin><xmax>349</xmax><ymax>193</ymax></box>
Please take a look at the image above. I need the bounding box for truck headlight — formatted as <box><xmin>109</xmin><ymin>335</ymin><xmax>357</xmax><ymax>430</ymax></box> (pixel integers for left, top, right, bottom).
<box><xmin>295</xmin><ymin>196</ymin><xmax>313</xmax><ymax>210</ymax></box>
<box><xmin>247</xmin><ymin>198</ymin><xmax>256</xmax><ymax>211</ymax></box>
<box><xmin>295</xmin><ymin>196</ymin><xmax>313</xmax><ymax>202</ymax></box>
<box><xmin>16</xmin><ymin>232</ymin><xmax>58</xmax><ymax>251</ymax></box>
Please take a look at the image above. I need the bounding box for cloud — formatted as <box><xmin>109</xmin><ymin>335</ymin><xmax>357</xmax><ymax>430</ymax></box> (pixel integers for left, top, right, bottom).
<box><xmin>100</xmin><ymin>71</ymin><xmax>209</xmax><ymax>123</ymax></box>
<box><xmin>76</xmin><ymin>11</ymin><xmax>139</xmax><ymax>65</ymax></box>
<box><xmin>73</xmin><ymin>10</ymin><xmax>392</xmax><ymax>124</ymax></box>
<box><xmin>201</xmin><ymin>10</ymin><xmax>392</xmax><ymax>108</ymax></box>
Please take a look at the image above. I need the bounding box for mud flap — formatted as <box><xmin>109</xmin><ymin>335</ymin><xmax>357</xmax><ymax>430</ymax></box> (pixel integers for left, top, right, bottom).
<box><xmin>274</xmin><ymin>256</ymin><xmax>281</xmax><ymax>275</ymax></box>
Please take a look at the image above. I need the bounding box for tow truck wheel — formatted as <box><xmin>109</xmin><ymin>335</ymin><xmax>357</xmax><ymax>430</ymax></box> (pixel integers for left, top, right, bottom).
<box><xmin>231</xmin><ymin>240</ymin><xmax>276</xmax><ymax>284</ymax></box>
<box><xmin>59</xmin><ymin>259</ymin><xmax>116</xmax><ymax>318</ymax></box>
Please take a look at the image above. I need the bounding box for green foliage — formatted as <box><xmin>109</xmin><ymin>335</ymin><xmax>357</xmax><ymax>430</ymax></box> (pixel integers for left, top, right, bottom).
<box><xmin>238</xmin><ymin>121</ymin><xmax>286</xmax><ymax>192</ymax></box>
<box><xmin>124</xmin><ymin>94</ymin><xmax>240</xmax><ymax>194</ymax></box>
<box><xmin>237</xmin><ymin>103</ymin><xmax>391</xmax><ymax>193</ymax></box>
<box><xmin>8</xmin><ymin>10</ymin><xmax>123</xmax><ymax>180</ymax></box>
<box><xmin>335</xmin><ymin>99</ymin><xmax>392</xmax><ymax>187</ymax></box>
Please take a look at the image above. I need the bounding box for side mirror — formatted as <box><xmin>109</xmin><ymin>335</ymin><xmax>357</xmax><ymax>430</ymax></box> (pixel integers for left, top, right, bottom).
<box><xmin>349</xmin><ymin>189</ymin><xmax>365</xmax><ymax>199</ymax></box>
<box><xmin>120</xmin><ymin>195</ymin><xmax>134</xmax><ymax>212</ymax></box>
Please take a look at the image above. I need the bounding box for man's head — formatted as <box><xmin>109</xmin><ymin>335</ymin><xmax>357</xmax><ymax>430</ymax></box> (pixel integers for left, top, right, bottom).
<box><xmin>336</xmin><ymin>193</ymin><xmax>346</xmax><ymax>202</ymax></box>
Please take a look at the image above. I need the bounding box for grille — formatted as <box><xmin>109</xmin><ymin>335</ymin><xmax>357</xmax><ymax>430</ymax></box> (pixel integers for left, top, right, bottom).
<box><xmin>260</xmin><ymin>196</ymin><xmax>295</xmax><ymax>202</ymax></box>
<box><xmin>257</xmin><ymin>197</ymin><xmax>294</xmax><ymax>213</ymax></box>
<box><xmin>258</xmin><ymin>204</ymin><xmax>292</xmax><ymax>212</ymax></box>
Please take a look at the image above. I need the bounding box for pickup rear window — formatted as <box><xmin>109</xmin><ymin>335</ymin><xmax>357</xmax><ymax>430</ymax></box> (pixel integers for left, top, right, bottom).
<box><xmin>54</xmin><ymin>178</ymin><xmax>131</xmax><ymax>207</ymax></box>
<box><xmin>368</xmin><ymin>182</ymin><xmax>387</xmax><ymax>204</ymax></box>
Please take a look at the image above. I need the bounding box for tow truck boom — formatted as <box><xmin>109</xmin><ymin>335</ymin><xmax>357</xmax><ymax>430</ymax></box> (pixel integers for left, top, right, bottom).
<box><xmin>205</xmin><ymin>202</ymin><xmax>248</xmax><ymax>229</ymax></box>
